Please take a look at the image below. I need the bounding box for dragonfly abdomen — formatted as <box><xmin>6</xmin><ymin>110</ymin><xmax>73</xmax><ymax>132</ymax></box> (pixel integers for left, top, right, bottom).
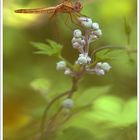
<box><xmin>15</xmin><ymin>7</ymin><xmax>56</xmax><ymax>14</ymax></box>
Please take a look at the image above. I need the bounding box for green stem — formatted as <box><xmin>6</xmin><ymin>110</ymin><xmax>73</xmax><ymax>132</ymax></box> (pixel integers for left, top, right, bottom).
<box><xmin>40</xmin><ymin>74</ymin><xmax>80</xmax><ymax>139</ymax></box>
<box><xmin>40</xmin><ymin>91</ymin><xmax>68</xmax><ymax>139</ymax></box>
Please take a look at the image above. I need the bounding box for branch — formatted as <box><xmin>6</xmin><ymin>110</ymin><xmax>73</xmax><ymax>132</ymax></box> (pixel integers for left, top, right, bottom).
<box><xmin>40</xmin><ymin>74</ymin><xmax>81</xmax><ymax>139</ymax></box>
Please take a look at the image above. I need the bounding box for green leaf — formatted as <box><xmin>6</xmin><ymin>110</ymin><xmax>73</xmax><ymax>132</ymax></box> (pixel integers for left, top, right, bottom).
<box><xmin>31</xmin><ymin>39</ymin><xmax>63</xmax><ymax>57</ymax></box>
<box><xmin>30</xmin><ymin>78</ymin><xmax>50</xmax><ymax>94</ymax></box>
<box><xmin>85</xmin><ymin>96</ymin><xmax>137</xmax><ymax>127</ymax></box>
<box><xmin>75</xmin><ymin>86</ymin><xmax>111</xmax><ymax>107</ymax></box>
<box><xmin>57</xmin><ymin>127</ymin><xmax>95</xmax><ymax>140</ymax></box>
<box><xmin>95</xmin><ymin>49</ymin><xmax>124</xmax><ymax>61</ymax></box>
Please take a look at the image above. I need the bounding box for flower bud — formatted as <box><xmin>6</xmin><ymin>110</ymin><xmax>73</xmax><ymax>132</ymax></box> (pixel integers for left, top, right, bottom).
<box><xmin>64</xmin><ymin>68</ymin><xmax>72</xmax><ymax>75</ymax></box>
<box><xmin>100</xmin><ymin>62</ymin><xmax>111</xmax><ymax>72</ymax></box>
<box><xmin>96</xmin><ymin>62</ymin><xmax>102</xmax><ymax>67</ymax></box>
<box><xmin>95</xmin><ymin>69</ymin><xmax>105</xmax><ymax>75</ymax></box>
<box><xmin>92</xmin><ymin>22</ymin><xmax>99</xmax><ymax>30</ymax></box>
<box><xmin>77</xmin><ymin>56</ymin><xmax>87</xmax><ymax>65</ymax></box>
<box><xmin>78</xmin><ymin>17</ymin><xmax>93</xmax><ymax>28</ymax></box>
<box><xmin>73</xmin><ymin>29</ymin><xmax>82</xmax><ymax>38</ymax></box>
<box><xmin>76</xmin><ymin>54</ymin><xmax>91</xmax><ymax>65</ymax></box>
<box><xmin>56</xmin><ymin>61</ymin><xmax>66</xmax><ymax>70</ymax></box>
<box><xmin>89</xmin><ymin>34</ymin><xmax>98</xmax><ymax>41</ymax></box>
<box><xmin>62</xmin><ymin>98</ymin><xmax>74</xmax><ymax>109</ymax></box>
<box><xmin>72</xmin><ymin>37</ymin><xmax>82</xmax><ymax>44</ymax></box>
<box><xmin>72</xmin><ymin>42</ymin><xmax>81</xmax><ymax>49</ymax></box>
<box><xmin>93</xmin><ymin>29</ymin><xmax>102</xmax><ymax>37</ymax></box>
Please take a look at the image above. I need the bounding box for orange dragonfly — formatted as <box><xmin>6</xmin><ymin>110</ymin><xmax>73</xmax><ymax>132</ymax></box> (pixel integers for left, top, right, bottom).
<box><xmin>15</xmin><ymin>0</ymin><xmax>83</xmax><ymax>25</ymax></box>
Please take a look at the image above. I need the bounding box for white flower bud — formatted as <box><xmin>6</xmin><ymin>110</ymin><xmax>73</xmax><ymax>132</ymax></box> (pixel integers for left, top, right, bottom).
<box><xmin>56</xmin><ymin>61</ymin><xmax>66</xmax><ymax>70</ymax></box>
<box><xmin>76</xmin><ymin>54</ymin><xmax>91</xmax><ymax>65</ymax></box>
<box><xmin>79</xmin><ymin>53</ymin><xmax>88</xmax><ymax>57</ymax></box>
<box><xmin>78</xmin><ymin>17</ymin><xmax>93</xmax><ymax>28</ymax></box>
<box><xmin>95</xmin><ymin>69</ymin><xmax>105</xmax><ymax>75</ymax></box>
<box><xmin>93</xmin><ymin>29</ymin><xmax>102</xmax><ymax>36</ymax></box>
<box><xmin>73</xmin><ymin>29</ymin><xmax>82</xmax><ymax>38</ymax></box>
<box><xmin>81</xmin><ymin>39</ymin><xmax>86</xmax><ymax>45</ymax></box>
<box><xmin>96</xmin><ymin>62</ymin><xmax>102</xmax><ymax>67</ymax></box>
<box><xmin>62</xmin><ymin>98</ymin><xmax>74</xmax><ymax>109</ymax></box>
<box><xmin>72</xmin><ymin>37</ymin><xmax>82</xmax><ymax>44</ymax></box>
<box><xmin>100</xmin><ymin>62</ymin><xmax>111</xmax><ymax>72</ymax></box>
<box><xmin>72</xmin><ymin>42</ymin><xmax>81</xmax><ymax>49</ymax></box>
<box><xmin>92</xmin><ymin>22</ymin><xmax>100</xmax><ymax>30</ymax></box>
<box><xmin>89</xmin><ymin>34</ymin><xmax>98</xmax><ymax>41</ymax></box>
<box><xmin>77</xmin><ymin>56</ymin><xmax>87</xmax><ymax>65</ymax></box>
<box><xmin>64</xmin><ymin>68</ymin><xmax>71</xmax><ymax>75</ymax></box>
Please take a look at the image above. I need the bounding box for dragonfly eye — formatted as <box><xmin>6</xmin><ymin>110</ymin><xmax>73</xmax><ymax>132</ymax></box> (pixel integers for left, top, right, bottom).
<box><xmin>74</xmin><ymin>1</ymin><xmax>82</xmax><ymax>12</ymax></box>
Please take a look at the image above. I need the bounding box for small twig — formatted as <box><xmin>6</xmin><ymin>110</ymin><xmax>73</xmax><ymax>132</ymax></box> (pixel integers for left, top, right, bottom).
<box><xmin>67</xmin><ymin>77</ymin><xmax>78</xmax><ymax>98</ymax></box>
<box><xmin>84</xmin><ymin>30</ymin><xmax>90</xmax><ymax>54</ymax></box>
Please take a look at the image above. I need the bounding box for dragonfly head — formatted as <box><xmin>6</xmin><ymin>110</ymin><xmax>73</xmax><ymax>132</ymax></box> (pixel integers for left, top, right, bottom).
<box><xmin>74</xmin><ymin>0</ymin><xmax>83</xmax><ymax>12</ymax></box>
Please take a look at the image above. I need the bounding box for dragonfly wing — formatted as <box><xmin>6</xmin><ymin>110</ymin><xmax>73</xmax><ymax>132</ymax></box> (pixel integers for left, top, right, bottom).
<box><xmin>15</xmin><ymin>7</ymin><xmax>56</xmax><ymax>14</ymax></box>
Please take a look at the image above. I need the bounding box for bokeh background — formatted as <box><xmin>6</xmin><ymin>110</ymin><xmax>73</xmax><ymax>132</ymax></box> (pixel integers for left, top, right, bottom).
<box><xmin>4</xmin><ymin>0</ymin><xmax>137</xmax><ymax>140</ymax></box>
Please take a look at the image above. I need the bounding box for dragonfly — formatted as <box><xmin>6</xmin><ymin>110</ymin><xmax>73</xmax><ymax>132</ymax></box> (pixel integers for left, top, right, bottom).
<box><xmin>15</xmin><ymin>0</ymin><xmax>84</xmax><ymax>25</ymax></box>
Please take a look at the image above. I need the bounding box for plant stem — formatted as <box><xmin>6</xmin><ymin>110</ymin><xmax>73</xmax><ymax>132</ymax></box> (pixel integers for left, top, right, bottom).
<box><xmin>40</xmin><ymin>91</ymin><xmax>68</xmax><ymax>139</ymax></box>
<box><xmin>40</xmin><ymin>72</ymin><xmax>82</xmax><ymax>139</ymax></box>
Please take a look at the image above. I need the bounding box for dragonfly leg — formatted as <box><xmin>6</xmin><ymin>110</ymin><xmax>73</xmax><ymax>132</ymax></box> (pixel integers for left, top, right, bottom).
<box><xmin>65</xmin><ymin>14</ymin><xmax>69</xmax><ymax>25</ymax></box>
<box><xmin>77</xmin><ymin>12</ymin><xmax>88</xmax><ymax>17</ymax></box>
<box><xmin>69</xmin><ymin>13</ymin><xmax>81</xmax><ymax>27</ymax></box>
<box><xmin>49</xmin><ymin>10</ymin><xmax>57</xmax><ymax>21</ymax></box>
<box><xmin>64</xmin><ymin>14</ymin><xmax>73</xmax><ymax>30</ymax></box>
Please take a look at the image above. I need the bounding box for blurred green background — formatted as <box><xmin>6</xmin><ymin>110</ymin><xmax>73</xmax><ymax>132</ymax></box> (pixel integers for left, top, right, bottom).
<box><xmin>4</xmin><ymin>0</ymin><xmax>137</xmax><ymax>140</ymax></box>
